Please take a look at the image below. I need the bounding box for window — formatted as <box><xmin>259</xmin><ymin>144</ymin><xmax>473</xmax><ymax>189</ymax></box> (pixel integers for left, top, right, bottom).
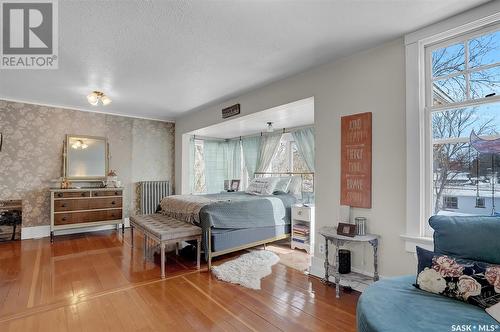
<box><xmin>426</xmin><ymin>25</ymin><xmax>500</xmax><ymax>223</ymax></box>
<box><xmin>443</xmin><ymin>196</ymin><xmax>458</xmax><ymax>209</ymax></box>
<box><xmin>270</xmin><ymin>133</ymin><xmax>309</xmax><ymax>173</ymax></box>
<box><xmin>269</xmin><ymin>133</ymin><xmax>313</xmax><ymax>191</ymax></box>
<box><xmin>193</xmin><ymin>139</ymin><xmax>206</xmax><ymax>193</ymax></box>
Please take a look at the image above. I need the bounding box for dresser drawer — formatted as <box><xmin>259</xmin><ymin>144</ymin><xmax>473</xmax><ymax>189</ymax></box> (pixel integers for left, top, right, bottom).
<box><xmin>92</xmin><ymin>190</ymin><xmax>122</xmax><ymax>197</ymax></box>
<box><xmin>89</xmin><ymin>197</ymin><xmax>122</xmax><ymax>209</ymax></box>
<box><xmin>106</xmin><ymin>210</ymin><xmax>122</xmax><ymax>220</ymax></box>
<box><xmin>292</xmin><ymin>207</ymin><xmax>311</xmax><ymax>221</ymax></box>
<box><xmin>54</xmin><ymin>210</ymin><xmax>122</xmax><ymax>226</ymax></box>
<box><xmin>54</xmin><ymin>199</ymin><xmax>91</xmax><ymax>212</ymax></box>
<box><xmin>54</xmin><ymin>213</ymin><xmax>75</xmax><ymax>225</ymax></box>
<box><xmin>54</xmin><ymin>191</ymin><xmax>90</xmax><ymax>199</ymax></box>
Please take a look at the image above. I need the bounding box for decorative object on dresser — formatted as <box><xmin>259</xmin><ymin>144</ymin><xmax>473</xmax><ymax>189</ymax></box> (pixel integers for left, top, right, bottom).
<box><xmin>105</xmin><ymin>170</ymin><xmax>121</xmax><ymax>188</ymax></box>
<box><xmin>319</xmin><ymin>226</ymin><xmax>379</xmax><ymax>298</ymax></box>
<box><xmin>50</xmin><ymin>188</ymin><xmax>125</xmax><ymax>242</ymax></box>
<box><xmin>0</xmin><ymin>200</ymin><xmax>22</xmax><ymax>241</ymax></box>
<box><xmin>291</xmin><ymin>204</ymin><xmax>315</xmax><ymax>255</ymax></box>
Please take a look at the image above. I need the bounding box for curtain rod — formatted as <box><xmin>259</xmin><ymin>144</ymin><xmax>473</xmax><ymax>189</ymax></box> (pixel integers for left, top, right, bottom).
<box><xmin>191</xmin><ymin>124</ymin><xmax>314</xmax><ymax>141</ymax></box>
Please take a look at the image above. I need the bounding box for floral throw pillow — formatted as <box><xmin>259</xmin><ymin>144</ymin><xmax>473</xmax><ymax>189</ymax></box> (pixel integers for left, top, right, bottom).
<box><xmin>415</xmin><ymin>246</ymin><xmax>500</xmax><ymax>315</ymax></box>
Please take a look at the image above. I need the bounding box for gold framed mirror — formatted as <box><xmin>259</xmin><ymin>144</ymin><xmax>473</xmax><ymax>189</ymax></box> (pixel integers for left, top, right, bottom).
<box><xmin>64</xmin><ymin>135</ymin><xmax>109</xmax><ymax>181</ymax></box>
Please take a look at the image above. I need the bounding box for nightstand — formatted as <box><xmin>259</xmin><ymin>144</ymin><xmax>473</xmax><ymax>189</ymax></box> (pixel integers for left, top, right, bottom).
<box><xmin>291</xmin><ymin>204</ymin><xmax>315</xmax><ymax>254</ymax></box>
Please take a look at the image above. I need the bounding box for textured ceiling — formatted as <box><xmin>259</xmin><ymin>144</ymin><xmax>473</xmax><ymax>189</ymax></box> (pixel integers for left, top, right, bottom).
<box><xmin>0</xmin><ymin>0</ymin><xmax>490</xmax><ymax>121</ymax></box>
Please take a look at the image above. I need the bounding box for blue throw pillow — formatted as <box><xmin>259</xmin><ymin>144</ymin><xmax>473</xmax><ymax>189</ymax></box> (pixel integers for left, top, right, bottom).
<box><xmin>415</xmin><ymin>246</ymin><xmax>500</xmax><ymax>311</ymax></box>
<box><xmin>429</xmin><ymin>215</ymin><xmax>500</xmax><ymax>264</ymax></box>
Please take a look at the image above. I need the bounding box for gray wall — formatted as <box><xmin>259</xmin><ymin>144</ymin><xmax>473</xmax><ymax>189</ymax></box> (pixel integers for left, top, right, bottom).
<box><xmin>175</xmin><ymin>38</ymin><xmax>415</xmax><ymax>276</ymax></box>
<box><xmin>0</xmin><ymin>100</ymin><xmax>175</xmax><ymax>228</ymax></box>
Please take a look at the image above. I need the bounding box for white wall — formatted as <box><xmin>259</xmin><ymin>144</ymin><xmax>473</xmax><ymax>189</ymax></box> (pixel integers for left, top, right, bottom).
<box><xmin>175</xmin><ymin>38</ymin><xmax>416</xmax><ymax>277</ymax></box>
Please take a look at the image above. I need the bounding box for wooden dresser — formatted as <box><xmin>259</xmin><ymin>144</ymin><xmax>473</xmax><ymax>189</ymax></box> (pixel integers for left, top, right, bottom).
<box><xmin>50</xmin><ymin>188</ymin><xmax>124</xmax><ymax>242</ymax></box>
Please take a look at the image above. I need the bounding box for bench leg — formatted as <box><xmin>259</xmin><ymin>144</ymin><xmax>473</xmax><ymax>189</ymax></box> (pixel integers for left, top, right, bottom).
<box><xmin>160</xmin><ymin>242</ymin><xmax>166</xmax><ymax>279</ymax></box>
<box><xmin>196</xmin><ymin>237</ymin><xmax>201</xmax><ymax>270</ymax></box>
<box><xmin>130</xmin><ymin>226</ymin><xmax>134</xmax><ymax>248</ymax></box>
<box><xmin>207</xmin><ymin>228</ymin><xmax>212</xmax><ymax>271</ymax></box>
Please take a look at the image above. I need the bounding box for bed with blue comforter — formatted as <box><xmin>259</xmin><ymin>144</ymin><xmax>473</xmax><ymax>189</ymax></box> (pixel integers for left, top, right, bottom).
<box><xmin>160</xmin><ymin>191</ymin><xmax>297</xmax><ymax>260</ymax></box>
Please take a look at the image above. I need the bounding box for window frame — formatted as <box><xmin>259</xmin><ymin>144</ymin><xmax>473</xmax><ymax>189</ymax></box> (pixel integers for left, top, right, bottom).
<box><xmin>423</xmin><ymin>23</ymin><xmax>500</xmax><ymax>235</ymax></box>
<box><xmin>404</xmin><ymin>7</ymin><xmax>500</xmax><ymax>251</ymax></box>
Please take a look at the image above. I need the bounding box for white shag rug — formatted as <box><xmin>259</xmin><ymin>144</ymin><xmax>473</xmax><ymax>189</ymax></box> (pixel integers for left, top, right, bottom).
<box><xmin>211</xmin><ymin>250</ymin><xmax>280</xmax><ymax>290</ymax></box>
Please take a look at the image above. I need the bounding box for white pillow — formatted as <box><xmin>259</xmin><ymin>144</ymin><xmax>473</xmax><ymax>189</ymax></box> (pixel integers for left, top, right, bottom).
<box><xmin>287</xmin><ymin>176</ymin><xmax>303</xmax><ymax>199</ymax></box>
<box><xmin>274</xmin><ymin>177</ymin><xmax>292</xmax><ymax>193</ymax></box>
<box><xmin>246</xmin><ymin>177</ymin><xmax>279</xmax><ymax>195</ymax></box>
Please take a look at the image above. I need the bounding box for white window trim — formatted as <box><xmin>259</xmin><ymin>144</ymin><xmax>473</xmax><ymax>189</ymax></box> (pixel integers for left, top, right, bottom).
<box><xmin>403</xmin><ymin>3</ymin><xmax>500</xmax><ymax>252</ymax></box>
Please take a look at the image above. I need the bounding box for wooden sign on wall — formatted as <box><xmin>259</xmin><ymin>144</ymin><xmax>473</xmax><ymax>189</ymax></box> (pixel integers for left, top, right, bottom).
<box><xmin>340</xmin><ymin>112</ymin><xmax>372</xmax><ymax>208</ymax></box>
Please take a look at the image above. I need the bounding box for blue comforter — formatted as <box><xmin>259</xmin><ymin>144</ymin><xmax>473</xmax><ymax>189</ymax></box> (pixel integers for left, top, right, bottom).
<box><xmin>199</xmin><ymin>191</ymin><xmax>296</xmax><ymax>229</ymax></box>
<box><xmin>196</xmin><ymin>191</ymin><xmax>296</xmax><ymax>257</ymax></box>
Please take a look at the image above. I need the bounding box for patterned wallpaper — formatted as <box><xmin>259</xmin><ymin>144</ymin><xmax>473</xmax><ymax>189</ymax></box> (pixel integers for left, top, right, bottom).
<box><xmin>0</xmin><ymin>100</ymin><xmax>175</xmax><ymax>227</ymax></box>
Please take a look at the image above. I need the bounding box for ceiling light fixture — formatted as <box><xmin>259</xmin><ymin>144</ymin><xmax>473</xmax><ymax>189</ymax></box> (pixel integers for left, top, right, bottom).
<box><xmin>87</xmin><ymin>91</ymin><xmax>112</xmax><ymax>106</ymax></box>
<box><xmin>71</xmin><ymin>140</ymin><xmax>88</xmax><ymax>150</ymax></box>
<box><xmin>266</xmin><ymin>122</ymin><xmax>274</xmax><ymax>133</ymax></box>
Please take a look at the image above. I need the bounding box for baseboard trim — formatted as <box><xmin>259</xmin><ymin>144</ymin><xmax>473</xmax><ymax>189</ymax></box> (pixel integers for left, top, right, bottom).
<box><xmin>21</xmin><ymin>218</ymin><xmax>130</xmax><ymax>240</ymax></box>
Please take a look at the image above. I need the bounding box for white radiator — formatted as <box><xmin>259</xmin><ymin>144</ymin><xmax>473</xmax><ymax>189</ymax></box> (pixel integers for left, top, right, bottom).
<box><xmin>139</xmin><ymin>181</ymin><xmax>170</xmax><ymax>215</ymax></box>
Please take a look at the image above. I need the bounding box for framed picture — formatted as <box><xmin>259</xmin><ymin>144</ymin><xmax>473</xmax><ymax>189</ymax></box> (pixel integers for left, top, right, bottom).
<box><xmin>336</xmin><ymin>223</ymin><xmax>357</xmax><ymax>237</ymax></box>
<box><xmin>230</xmin><ymin>179</ymin><xmax>240</xmax><ymax>191</ymax></box>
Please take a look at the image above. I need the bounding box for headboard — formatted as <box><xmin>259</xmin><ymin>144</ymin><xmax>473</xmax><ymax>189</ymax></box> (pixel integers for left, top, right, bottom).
<box><xmin>253</xmin><ymin>172</ymin><xmax>314</xmax><ymax>192</ymax></box>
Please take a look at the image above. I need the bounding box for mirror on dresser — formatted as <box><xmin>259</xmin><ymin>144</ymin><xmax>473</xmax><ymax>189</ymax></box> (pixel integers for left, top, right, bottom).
<box><xmin>64</xmin><ymin>135</ymin><xmax>109</xmax><ymax>180</ymax></box>
<box><xmin>50</xmin><ymin>135</ymin><xmax>124</xmax><ymax>242</ymax></box>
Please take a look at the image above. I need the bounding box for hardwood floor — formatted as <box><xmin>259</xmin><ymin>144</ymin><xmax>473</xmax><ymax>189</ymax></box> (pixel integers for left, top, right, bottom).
<box><xmin>0</xmin><ymin>230</ymin><xmax>359</xmax><ymax>331</ymax></box>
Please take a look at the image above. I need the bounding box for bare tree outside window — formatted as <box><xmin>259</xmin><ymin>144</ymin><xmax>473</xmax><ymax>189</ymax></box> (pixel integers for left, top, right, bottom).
<box><xmin>430</xmin><ymin>28</ymin><xmax>500</xmax><ymax>215</ymax></box>
<box><xmin>193</xmin><ymin>140</ymin><xmax>206</xmax><ymax>193</ymax></box>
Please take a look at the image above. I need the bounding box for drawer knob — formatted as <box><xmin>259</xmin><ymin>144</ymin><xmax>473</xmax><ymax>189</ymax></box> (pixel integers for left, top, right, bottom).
<box><xmin>114</xmin><ymin>191</ymin><xmax>119</xmax><ymax>195</ymax></box>
<box><xmin>94</xmin><ymin>193</ymin><xmax>98</xmax><ymax>196</ymax></box>
<box><xmin>61</xmin><ymin>203</ymin><xmax>66</xmax><ymax>208</ymax></box>
<box><xmin>111</xmin><ymin>201</ymin><xmax>116</xmax><ymax>205</ymax></box>
<box><xmin>62</xmin><ymin>217</ymin><xmax>67</xmax><ymax>221</ymax></box>
<box><xmin>57</xmin><ymin>193</ymin><xmax>63</xmax><ymax>197</ymax></box>
<box><xmin>81</xmin><ymin>193</ymin><xmax>86</xmax><ymax>197</ymax></box>
<box><xmin>298</xmin><ymin>211</ymin><xmax>302</xmax><ymax>215</ymax></box>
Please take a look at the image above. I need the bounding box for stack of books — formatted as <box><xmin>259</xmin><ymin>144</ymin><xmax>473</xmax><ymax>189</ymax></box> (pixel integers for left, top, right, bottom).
<box><xmin>292</xmin><ymin>224</ymin><xmax>310</xmax><ymax>243</ymax></box>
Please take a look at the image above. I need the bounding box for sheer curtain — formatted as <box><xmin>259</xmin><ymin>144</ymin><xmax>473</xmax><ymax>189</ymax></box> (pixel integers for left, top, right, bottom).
<box><xmin>256</xmin><ymin>133</ymin><xmax>282</xmax><ymax>172</ymax></box>
<box><xmin>203</xmin><ymin>139</ymin><xmax>241</xmax><ymax>193</ymax></box>
<box><xmin>188</xmin><ymin>136</ymin><xmax>195</xmax><ymax>193</ymax></box>
<box><xmin>292</xmin><ymin>127</ymin><xmax>315</xmax><ymax>171</ymax></box>
<box><xmin>203</xmin><ymin>140</ymin><xmax>226</xmax><ymax>193</ymax></box>
<box><xmin>241</xmin><ymin>136</ymin><xmax>261</xmax><ymax>179</ymax></box>
<box><xmin>225</xmin><ymin>139</ymin><xmax>241</xmax><ymax>181</ymax></box>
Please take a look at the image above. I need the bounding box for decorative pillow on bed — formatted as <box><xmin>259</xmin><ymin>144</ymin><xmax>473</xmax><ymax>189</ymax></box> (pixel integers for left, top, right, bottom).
<box><xmin>274</xmin><ymin>177</ymin><xmax>292</xmax><ymax>193</ymax></box>
<box><xmin>287</xmin><ymin>176</ymin><xmax>303</xmax><ymax>199</ymax></box>
<box><xmin>246</xmin><ymin>177</ymin><xmax>279</xmax><ymax>195</ymax></box>
<box><xmin>415</xmin><ymin>246</ymin><xmax>500</xmax><ymax>316</ymax></box>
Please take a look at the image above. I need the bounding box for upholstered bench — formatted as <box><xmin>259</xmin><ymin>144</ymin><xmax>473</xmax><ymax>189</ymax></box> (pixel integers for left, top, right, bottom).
<box><xmin>129</xmin><ymin>214</ymin><xmax>202</xmax><ymax>278</ymax></box>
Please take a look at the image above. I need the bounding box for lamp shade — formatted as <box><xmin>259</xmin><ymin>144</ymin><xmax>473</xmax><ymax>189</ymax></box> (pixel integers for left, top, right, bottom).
<box><xmin>87</xmin><ymin>92</ymin><xmax>99</xmax><ymax>105</ymax></box>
